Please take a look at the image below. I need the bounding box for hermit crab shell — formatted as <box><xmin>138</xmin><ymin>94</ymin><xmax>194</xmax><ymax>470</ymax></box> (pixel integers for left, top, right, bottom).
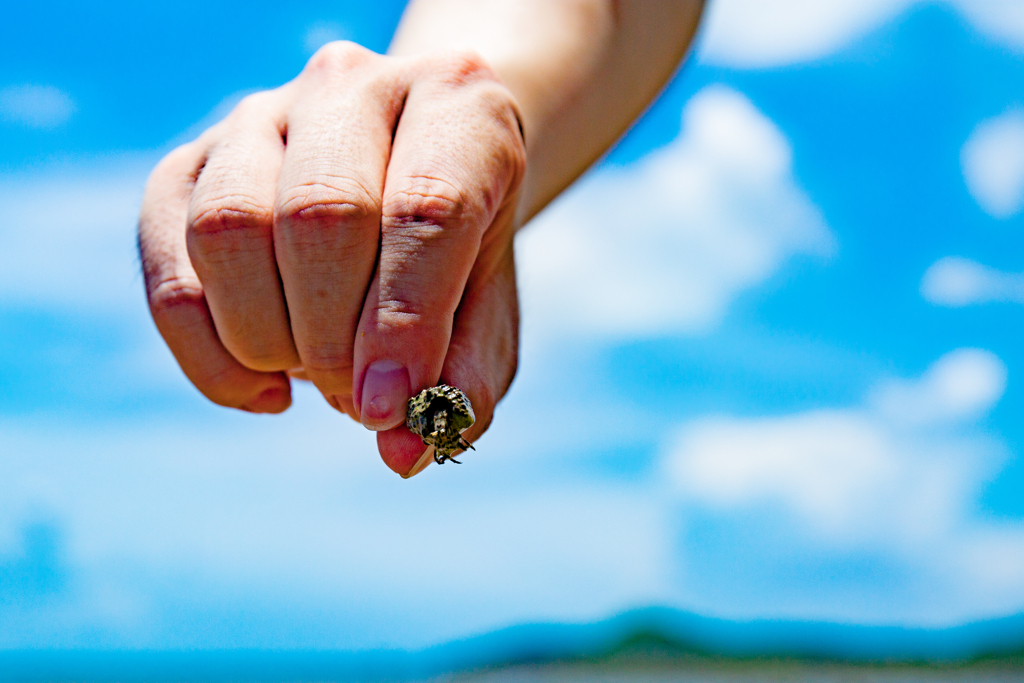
<box><xmin>405</xmin><ymin>385</ymin><xmax>475</xmax><ymax>463</ymax></box>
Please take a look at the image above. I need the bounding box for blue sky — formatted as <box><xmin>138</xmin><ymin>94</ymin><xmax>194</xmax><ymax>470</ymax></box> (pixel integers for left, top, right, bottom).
<box><xmin>2</xmin><ymin>0</ymin><xmax>1024</xmax><ymax>650</ymax></box>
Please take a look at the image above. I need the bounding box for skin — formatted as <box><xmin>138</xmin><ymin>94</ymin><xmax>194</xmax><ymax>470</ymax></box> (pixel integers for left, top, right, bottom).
<box><xmin>137</xmin><ymin>0</ymin><xmax>705</xmax><ymax>478</ymax></box>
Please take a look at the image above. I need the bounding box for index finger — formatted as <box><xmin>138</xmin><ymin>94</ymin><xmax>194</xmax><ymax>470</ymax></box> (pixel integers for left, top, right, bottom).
<box><xmin>352</xmin><ymin>52</ymin><xmax>525</xmax><ymax>431</ymax></box>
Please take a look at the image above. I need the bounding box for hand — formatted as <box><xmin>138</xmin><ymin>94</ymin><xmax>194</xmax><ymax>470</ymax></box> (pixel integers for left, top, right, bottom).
<box><xmin>138</xmin><ymin>42</ymin><xmax>526</xmax><ymax>476</ymax></box>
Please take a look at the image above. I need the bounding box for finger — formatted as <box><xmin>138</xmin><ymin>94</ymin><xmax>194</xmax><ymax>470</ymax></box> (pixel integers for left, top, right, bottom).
<box><xmin>273</xmin><ymin>42</ymin><xmax>407</xmax><ymax>414</ymax></box>
<box><xmin>353</xmin><ymin>52</ymin><xmax>526</xmax><ymax>432</ymax></box>
<box><xmin>377</xmin><ymin>244</ymin><xmax>519</xmax><ymax>477</ymax></box>
<box><xmin>186</xmin><ymin>89</ymin><xmax>300</xmax><ymax>371</ymax></box>
<box><xmin>139</xmin><ymin>142</ymin><xmax>291</xmax><ymax>413</ymax></box>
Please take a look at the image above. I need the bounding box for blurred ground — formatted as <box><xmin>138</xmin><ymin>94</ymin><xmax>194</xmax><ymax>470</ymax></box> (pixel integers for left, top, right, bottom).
<box><xmin>446</xmin><ymin>659</ymin><xmax>1024</xmax><ymax>683</ymax></box>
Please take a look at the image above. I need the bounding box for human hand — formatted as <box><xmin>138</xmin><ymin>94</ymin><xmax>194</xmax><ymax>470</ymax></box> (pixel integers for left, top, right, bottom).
<box><xmin>138</xmin><ymin>42</ymin><xmax>525</xmax><ymax>477</ymax></box>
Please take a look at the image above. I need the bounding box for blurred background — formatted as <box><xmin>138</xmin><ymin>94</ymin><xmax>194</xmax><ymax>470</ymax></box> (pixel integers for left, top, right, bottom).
<box><xmin>2</xmin><ymin>0</ymin><xmax>1024</xmax><ymax>664</ymax></box>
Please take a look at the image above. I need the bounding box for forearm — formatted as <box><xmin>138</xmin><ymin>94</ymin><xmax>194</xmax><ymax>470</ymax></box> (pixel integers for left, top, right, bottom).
<box><xmin>388</xmin><ymin>0</ymin><xmax>706</xmax><ymax>224</ymax></box>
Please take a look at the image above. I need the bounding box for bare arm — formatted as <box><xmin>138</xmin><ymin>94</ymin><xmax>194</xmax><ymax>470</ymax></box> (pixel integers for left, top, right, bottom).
<box><xmin>137</xmin><ymin>0</ymin><xmax>705</xmax><ymax>477</ymax></box>
<box><xmin>390</xmin><ymin>0</ymin><xmax>706</xmax><ymax>222</ymax></box>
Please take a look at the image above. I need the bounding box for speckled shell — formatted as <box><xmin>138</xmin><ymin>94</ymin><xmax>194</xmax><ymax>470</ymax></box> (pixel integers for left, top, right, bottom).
<box><xmin>406</xmin><ymin>385</ymin><xmax>475</xmax><ymax>464</ymax></box>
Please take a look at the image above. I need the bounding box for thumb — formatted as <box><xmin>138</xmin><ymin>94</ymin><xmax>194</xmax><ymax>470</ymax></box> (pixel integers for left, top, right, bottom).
<box><xmin>376</xmin><ymin>245</ymin><xmax>519</xmax><ymax>478</ymax></box>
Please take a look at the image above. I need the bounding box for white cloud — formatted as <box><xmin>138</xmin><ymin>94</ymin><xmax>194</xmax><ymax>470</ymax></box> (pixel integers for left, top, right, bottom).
<box><xmin>667</xmin><ymin>349</ymin><xmax>1005</xmax><ymax>537</ymax></box>
<box><xmin>0</xmin><ymin>385</ymin><xmax>671</xmax><ymax>648</ymax></box>
<box><xmin>303</xmin><ymin>21</ymin><xmax>349</xmax><ymax>54</ymax></box>
<box><xmin>669</xmin><ymin>409</ymin><xmax>911</xmax><ymax>536</ymax></box>
<box><xmin>951</xmin><ymin>0</ymin><xmax>1024</xmax><ymax>53</ymax></box>
<box><xmin>957</xmin><ymin>528</ymin><xmax>1024</xmax><ymax>607</ymax></box>
<box><xmin>0</xmin><ymin>84</ymin><xmax>76</xmax><ymax>129</ymax></box>
<box><xmin>921</xmin><ymin>256</ymin><xmax>1024</xmax><ymax>306</ymax></box>
<box><xmin>698</xmin><ymin>0</ymin><xmax>1024</xmax><ymax>69</ymax></box>
<box><xmin>698</xmin><ymin>0</ymin><xmax>914</xmax><ymax>68</ymax></box>
<box><xmin>665</xmin><ymin>348</ymin><xmax>1024</xmax><ymax>620</ymax></box>
<box><xmin>0</xmin><ymin>158</ymin><xmax>154</xmax><ymax>313</ymax></box>
<box><xmin>516</xmin><ymin>85</ymin><xmax>833</xmax><ymax>337</ymax></box>
<box><xmin>961</xmin><ymin>109</ymin><xmax>1024</xmax><ymax>219</ymax></box>
<box><xmin>665</xmin><ymin>354</ymin><xmax>1006</xmax><ymax>542</ymax></box>
<box><xmin>870</xmin><ymin>348</ymin><xmax>1007</xmax><ymax>425</ymax></box>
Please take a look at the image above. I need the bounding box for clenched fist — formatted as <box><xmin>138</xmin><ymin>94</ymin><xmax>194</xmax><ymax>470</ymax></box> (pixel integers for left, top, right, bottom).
<box><xmin>139</xmin><ymin>42</ymin><xmax>524</xmax><ymax>477</ymax></box>
<box><xmin>137</xmin><ymin>0</ymin><xmax>704</xmax><ymax>477</ymax></box>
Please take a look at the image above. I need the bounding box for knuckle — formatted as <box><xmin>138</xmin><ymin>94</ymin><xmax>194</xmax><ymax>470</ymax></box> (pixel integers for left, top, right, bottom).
<box><xmin>195</xmin><ymin>119</ymin><xmax>228</xmax><ymax>148</ymax></box>
<box><xmin>234</xmin><ymin>93</ymin><xmax>260</xmax><ymax>115</ymax></box>
<box><xmin>472</xmin><ymin>86</ymin><xmax>527</xmax><ymax>162</ymax></box>
<box><xmin>276</xmin><ymin>179</ymin><xmax>381</xmax><ymax>227</ymax></box>
<box><xmin>426</xmin><ymin>49</ymin><xmax>493</xmax><ymax>87</ymax></box>
<box><xmin>373</xmin><ymin>295</ymin><xmax>431</xmax><ymax>323</ymax></box>
<box><xmin>298</xmin><ymin>350</ymin><xmax>353</xmax><ymax>376</ymax></box>
<box><xmin>368</xmin><ymin>294</ymin><xmax>452</xmax><ymax>346</ymax></box>
<box><xmin>228</xmin><ymin>90</ymin><xmax>277</xmax><ymax>121</ymax></box>
<box><xmin>188</xmin><ymin>194</ymin><xmax>273</xmax><ymax>236</ymax></box>
<box><xmin>306</xmin><ymin>40</ymin><xmax>374</xmax><ymax>75</ymax></box>
<box><xmin>383</xmin><ymin>176</ymin><xmax>469</xmax><ymax>227</ymax></box>
<box><xmin>146</xmin><ymin>142</ymin><xmax>203</xmax><ymax>191</ymax></box>
<box><xmin>163</xmin><ymin>141</ymin><xmax>203</xmax><ymax>169</ymax></box>
<box><xmin>148</xmin><ymin>276</ymin><xmax>205</xmax><ymax>320</ymax></box>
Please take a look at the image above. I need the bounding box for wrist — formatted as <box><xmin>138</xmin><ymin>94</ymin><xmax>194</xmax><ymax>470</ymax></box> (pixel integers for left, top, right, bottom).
<box><xmin>387</xmin><ymin>0</ymin><xmax>615</xmax><ymax>145</ymax></box>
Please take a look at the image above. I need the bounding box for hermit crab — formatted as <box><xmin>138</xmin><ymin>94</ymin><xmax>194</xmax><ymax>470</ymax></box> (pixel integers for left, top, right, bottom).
<box><xmin>405</xmin><ymin>385</ymin><xmax>475</xmax><ymax>464</ymax></box>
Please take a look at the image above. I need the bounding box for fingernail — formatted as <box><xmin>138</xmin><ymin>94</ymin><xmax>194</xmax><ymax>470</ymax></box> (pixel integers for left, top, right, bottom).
<box><xmin>244</xmin><ymin>386</ymin><xmax>289</xmax><ymax>414</ymax></box>
<box><xmin>402</xmin><ymin>447</ymin><xmax>434</xmax><ymax>479</ymax></box>
<box><xmin>359</xmin><ymin>360</ymin><xmax>410</xmax><ymax>431</ymax></box>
